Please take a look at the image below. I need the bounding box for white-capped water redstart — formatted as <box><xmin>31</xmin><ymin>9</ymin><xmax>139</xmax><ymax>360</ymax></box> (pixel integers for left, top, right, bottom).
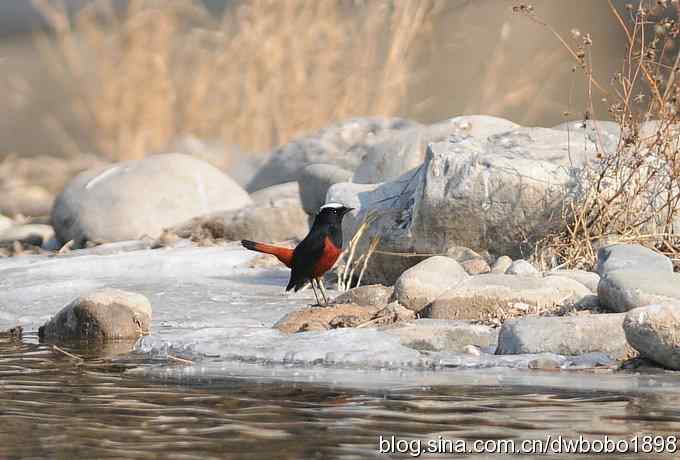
<box><xmin>241</xmin><ymin>202</ymin><xmax>353</xmax><ymax>305</ymax></box>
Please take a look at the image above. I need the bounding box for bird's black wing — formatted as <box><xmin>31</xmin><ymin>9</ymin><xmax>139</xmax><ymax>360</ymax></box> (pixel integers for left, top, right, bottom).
<box><xmin>286</xmin><ymin>226</ymin><xmax>327</xmax><ymax>292</ymax></box>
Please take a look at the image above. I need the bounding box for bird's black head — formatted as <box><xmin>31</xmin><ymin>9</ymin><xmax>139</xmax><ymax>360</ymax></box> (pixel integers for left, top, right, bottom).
<box><xmin>314</xmin><ymin>202</ymin><xmax>354</xmax><ymax>227</ymax></box>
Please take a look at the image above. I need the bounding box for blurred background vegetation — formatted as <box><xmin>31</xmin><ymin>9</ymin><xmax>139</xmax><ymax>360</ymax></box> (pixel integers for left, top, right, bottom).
<box><xmin>0</xmin><ymin>0</ymin><xmax>634</xmax><ymax>163</ymax></box>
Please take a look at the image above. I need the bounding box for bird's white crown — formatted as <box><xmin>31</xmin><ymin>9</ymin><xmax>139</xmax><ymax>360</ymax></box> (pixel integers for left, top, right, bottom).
<box><xmin>320</xmin><ymin>202</ymin><xmax>345</xmax><ymax>211</ymax></box>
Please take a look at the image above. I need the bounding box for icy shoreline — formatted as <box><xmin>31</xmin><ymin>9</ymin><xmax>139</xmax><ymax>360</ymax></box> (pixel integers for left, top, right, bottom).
<box><xmin>1</xmin><ymin>242</ymin><xmax>677</xmax><ymax>393</ymax></box>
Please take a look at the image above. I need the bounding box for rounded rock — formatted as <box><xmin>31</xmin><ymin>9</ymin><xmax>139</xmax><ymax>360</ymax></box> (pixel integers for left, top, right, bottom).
<box><xmin>51</xmin><ymin>153</ymin><xmax>252</xmax><ymax>245</ymax></box>
<box><xmin>39</xmin><ymin>288</ymin><xmax>152</xmax><ymax>341</ymax></box>
<box><xmin>394</xmin><ymin>256</ymin><xmax>469</xmax><ymax>312</ymax></box>
<box><xmin>623</xmin><ymin>304</ymin><xmax>680</xmax><ymax>369</ymax></box>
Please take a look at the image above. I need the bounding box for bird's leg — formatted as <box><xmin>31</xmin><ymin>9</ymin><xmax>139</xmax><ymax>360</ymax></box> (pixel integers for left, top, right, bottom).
<box><xmin>310</xmin><ymin>279</ymin><xmax>322</xmax><ymax>307</ymax></box>
<box><xmin>317</xmin><ymin>278</ymin><xmax>330</xmax><ymax>306</ymax></box>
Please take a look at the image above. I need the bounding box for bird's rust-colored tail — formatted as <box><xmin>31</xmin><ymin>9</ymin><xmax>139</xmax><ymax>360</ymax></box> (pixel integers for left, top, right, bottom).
<box><xmin>241</xmin><ymin>240</ymin><xmax>294</xmax><ymax>268</ymax></box>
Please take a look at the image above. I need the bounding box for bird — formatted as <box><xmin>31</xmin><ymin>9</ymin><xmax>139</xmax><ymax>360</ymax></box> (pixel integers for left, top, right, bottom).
<box><xmin>241</xmin><ymin>202</ymin><xmax>354</xmax><ymax>306</ymax></box>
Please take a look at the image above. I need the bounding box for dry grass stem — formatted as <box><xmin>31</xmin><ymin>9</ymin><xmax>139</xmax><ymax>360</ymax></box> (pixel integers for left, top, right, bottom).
<box><xmin>336</xmin><ymin>210</ymin><xmax>380</xmax><ymax>291</ymax></box>
<box><xmin>51</xmin><ymin>344</ymin><xmax>84</xmax><ymax>361</ymax></box>
<box><xmin>525</xmin><ymin>1</ymin><xmax>680</xmax><ymax>270</ymax></box>
<box><xmin>166</xmin><ymin>354</ymin><xmax>194</xmax><ymax>365</ymax></box>
<box><xmin>32</xmin><ymin>0</ymin><xmax>440</xmax><ymax>161</ymax></box>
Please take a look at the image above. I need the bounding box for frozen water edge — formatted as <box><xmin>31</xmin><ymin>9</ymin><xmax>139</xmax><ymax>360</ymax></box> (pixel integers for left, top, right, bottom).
<box><xmin>2</xmin><ymin>242</ymin><xmax>679</xmax><ymax>393</ymax></box>
<box><xmin>135</xmin><ymin>359</ymin><xmax>680</xmax><ymax>394</ymax></box>
<box><xmin>0</xmin><ymin>243</ymin><xmax>424</xmax><ymax>369</ymax></box>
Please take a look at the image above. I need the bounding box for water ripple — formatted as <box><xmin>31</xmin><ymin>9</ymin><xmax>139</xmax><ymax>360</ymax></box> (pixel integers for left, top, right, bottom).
<box><xmin>2</xmin><ymin>337</ymin><xmax>680</xmax><ymax>459</ymax></box>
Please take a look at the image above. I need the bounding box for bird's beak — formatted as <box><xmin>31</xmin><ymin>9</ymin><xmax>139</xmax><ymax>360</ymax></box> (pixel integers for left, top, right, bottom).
<box><xmin>341</xmin><ymin>207</ymin><xmax>354</xmax><ymax>216</ymax></box>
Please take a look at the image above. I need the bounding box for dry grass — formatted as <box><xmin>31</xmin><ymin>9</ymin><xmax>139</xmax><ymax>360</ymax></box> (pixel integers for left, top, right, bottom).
<box><xmin>32</xmin><ymin>0</ymin><xmax>441</xmax><ymax>162</ymax></box>
<box><xmin>521</xmin><ymin>1</ymin><xmax>680</xmax><ymax>270</ymax></box>
<box><xmin>336</xmin><ymin>210</ymin><xmax>380</xmax><ymax>292</ymax></box>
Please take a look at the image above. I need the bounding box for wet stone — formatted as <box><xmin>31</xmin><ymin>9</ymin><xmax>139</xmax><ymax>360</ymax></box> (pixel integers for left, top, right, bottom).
<box><xmin>39</xmin><ymin>288</ymin><xmax>152</xmax><ymax>342</ymax></box>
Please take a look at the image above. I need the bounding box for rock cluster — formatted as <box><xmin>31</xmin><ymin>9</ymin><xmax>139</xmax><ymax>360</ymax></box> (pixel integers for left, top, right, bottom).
<box><xmin>4</xmin><ymin>114</ymin><xmax>680</xmax><ymax>373</ymax></box>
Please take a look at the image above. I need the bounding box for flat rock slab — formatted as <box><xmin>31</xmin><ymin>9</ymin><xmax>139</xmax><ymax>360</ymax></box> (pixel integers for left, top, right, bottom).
<box><xmin>624</xmin><ymin>304</ymin><xmax>680</xmax><ymax>370</ymax></box>
<box><xmin>545</xmin><ymin>270</ymin><xmax>600</xmax><ymax>293</ymax></box>
<box><xmin>250</xmin><ymin>181</ymin><xmax>302</xmax><ymax>208</ymax></box>
<box><xmin>334</xmin><ymin>285</ymin><xmax>393</xmax><ymax>308</ymax></box>
<box><xmin>171</xmin><ymin>204</ymin><xmax>308</xmax><ymax>244</ymax></box>
<box><xmin>383</xmin><ymin>319</ymin><xmax>498</xmax><ymax>352</ymax></box>
<box><xmin>394</xmin><ymin>256</ymin><xmax>469</xmax><ymax>311</ymax></box>
<box><xmin>598</xmin><ymin>271</ymin><xmax>680</xmax><ymax>312</ymax></box>
<box><xmin>496</xmin><ymin>313</ymin><xmax>629</xmax><ymax>358</ymax></box>
<box><xmin>39</xmin><ymin>288</ymin><xmax>152</xmax><ymax>341</ymax></box>
<box><xmin>596</xmin><ymin>244</ymin><xmax>673</xmax><ymax>276</ymax></box>
<box><xmin>426</xmin><ymin>274</ymin><xmax>589</xmax><ymax>321</ymax></box>
<box><xmin>274</xmin><ymin>304</ymin><xmax>379</xmax><ymax>334</ymax></box>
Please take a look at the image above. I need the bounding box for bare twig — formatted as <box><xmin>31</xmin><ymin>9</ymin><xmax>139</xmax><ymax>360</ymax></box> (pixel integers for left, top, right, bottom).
<box><xmin>167</xmin><ymin>354</ymin><xmax>194</xmax><ymax>365</ymax></box>
<box><xmin>52</xmin><ymin>345</ymin><xmax>84</xmax><ymax>361</ymax></box>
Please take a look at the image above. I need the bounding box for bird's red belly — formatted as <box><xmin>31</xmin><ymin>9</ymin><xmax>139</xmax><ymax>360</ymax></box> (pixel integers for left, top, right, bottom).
<box><xmin>312</xmin><ymin>237</ymin><xmax>342</xmax><ymax>278</ymax></box>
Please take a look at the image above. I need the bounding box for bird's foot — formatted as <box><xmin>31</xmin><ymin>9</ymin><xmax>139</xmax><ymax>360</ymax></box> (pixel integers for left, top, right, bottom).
<box><xmin>309</xmin><ymin>299</ymin><xmax>335</xmax><ymax>308</ymax></box>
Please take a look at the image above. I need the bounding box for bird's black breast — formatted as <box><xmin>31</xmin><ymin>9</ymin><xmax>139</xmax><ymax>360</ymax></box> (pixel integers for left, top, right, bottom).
<box><xmin>286</xmin><ymin>225</ymin><xmax>327</xmax><ymax>292</ymax></box>
<box><xmin>327</xmin><ymin>222</ymin><xmax>343</xmax><ymax>250</ymax></box>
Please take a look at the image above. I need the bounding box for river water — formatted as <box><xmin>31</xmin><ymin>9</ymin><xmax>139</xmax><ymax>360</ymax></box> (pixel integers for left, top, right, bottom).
<box><xmin>2</xmin><ymin>245</ymin><xmax>680</xmax><ymax>459</ymax></box>
<box><xmin>2</xmin><ymin>334</ymin><xmax>680</xmax><ymax>460</ymax></box>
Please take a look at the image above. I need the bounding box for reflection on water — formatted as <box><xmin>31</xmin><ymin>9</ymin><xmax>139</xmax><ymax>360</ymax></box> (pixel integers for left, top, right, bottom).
<box><xmin>2</xmin><ymin>335</ymin><xmax>680</xmax><ymax>459</ymax></box>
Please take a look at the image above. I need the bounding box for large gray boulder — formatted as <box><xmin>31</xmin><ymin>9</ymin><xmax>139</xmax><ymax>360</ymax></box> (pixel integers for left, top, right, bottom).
<box><xmin>623</xmin><ymin>303</ymin><xmax>680</xmax><ymax>369</ymax></box>
<box><xmin>393</xmin><ymin>256</ymin><xmax>469</xmax><ymax>312</ymax></box>
<box><xmin>247</xmin><ymin>117</ymin><xmax>417</xmax><ymax>191</ymax></box>
<box><xmin>497</xmin><ymin>314</ymin><xmax>629</xmax><ymax>358</ymax></box>
<box><xmin>596</xmin><ymin>244</ymin><xmax>672</xmax><ymax>276</ymax></box>
<box><xmin>328</xmin><ymin>124</ymin><xmax>599</xmax><ymax>284</ymax></box>
<box><xmin>552</xmin><ymin>120</ymin><xmax>621</xmax><ymax>155</ymax></box>
<box><xmin>426</xmin><ymin>274</ymin><xmax>591</xmax><ymax>321</ymax></box>
<box><xmin>52</xmin><ymin>153</ymin><xmax>252</xmax><ymax>245</ymax></box>
<box><xmin>384</xmin><ymin>319</ymin><xmax>498</xmax><ymax>352</ymax></box>
<box><xmin>598</xmin><ymin>271</ymin><xmax>680</xmax><ymax>312</ymax></box>
<box><xmin>352</xmin><ymin>115</ymin><xmax>518</xmax><ymax>184</ymax></box>
<box><xmin>39</xmin><ymin>288</ymin><xmax>152</xmax><ymax>341</ymax></box>
<box><xmin>411</xmin><ymin>128</ymin><xmax>595</xmax><ymax>256</ymax></box>
<box><xmin>298</xmin><ymin>164</ymin><xmax>352</xmax><ymax>215</ymax></box>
